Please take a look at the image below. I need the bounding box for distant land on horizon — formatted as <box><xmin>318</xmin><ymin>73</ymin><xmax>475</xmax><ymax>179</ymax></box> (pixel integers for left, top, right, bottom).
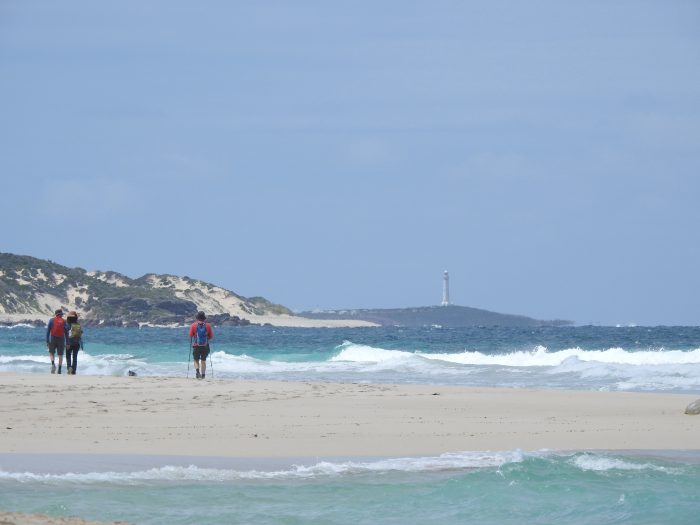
<box><xmin>298</xmin><ymin>305</ymin><xmax>573</xmax><ymax>328</ymax></box>
<box><xmin>0</xmin><ymin>252</ymin><xmax>572</xmax><ymax>327</ymax></box>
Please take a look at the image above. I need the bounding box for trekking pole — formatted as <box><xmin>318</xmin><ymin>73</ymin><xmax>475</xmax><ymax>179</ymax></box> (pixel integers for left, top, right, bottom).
<box><xmin>187</xmin><ymin>337</ymin><xmax>193</xmax><ymax>378</ymax></box>
<box><xmin>209</xmin><ymin>343</ymin><xmax>214</xmax><ymax>378</ymax></box>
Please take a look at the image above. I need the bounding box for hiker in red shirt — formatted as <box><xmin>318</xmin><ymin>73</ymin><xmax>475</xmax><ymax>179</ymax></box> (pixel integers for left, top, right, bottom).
<box><xmin>46</xmin><ymin>309</ymin><xmax>69</xmax><ymax>374</ymax></box>
<box><xmin>188</xmin><ymin>311</ymin><xmax>213</xmax><ymax>379</ymax></box>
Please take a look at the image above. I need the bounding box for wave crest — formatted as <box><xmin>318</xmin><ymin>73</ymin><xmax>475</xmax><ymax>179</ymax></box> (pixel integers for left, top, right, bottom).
<box><xmin>0</xmin><ymin>451</ymin><xmax>525</xmax><ymax>484</ymax></box>
<box><xmin>571</xmin><ymin>453</ymin><xmax>676</xmax><ymax>473</ymax></box>
<box><xmin>333</xmin><ymin>343</ymin><xmax>700</xmax><ymax>367</ymax></box>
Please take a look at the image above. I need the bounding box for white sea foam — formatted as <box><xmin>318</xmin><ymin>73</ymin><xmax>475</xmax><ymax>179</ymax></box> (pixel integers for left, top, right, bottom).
<box><xmin>332</xmin><ymin>342</ymin><xmax>415</xmax><ymax>363</ymax></box>
<box><xmin>571</xmin><ymin>454</ymin><xmax>674</xmax><ymax>473</ymax></box>
<box><xmin>2</xmin><ymin>341</ymin><xmax>699</xmax><ymax>392</ymax></box>
<box><xmin>323</xmin><ymin>343</ymin><xmax>700</xmax><ymax>391</ymax></box>
<box><xmin>0</xmin><ymin>451</ymin><xmax>524</xmax><ymax>484</ymax></box>
<box><xmin>4</xmin><ymin>452</ymin><xmax>683</xmax><ymax>485</ymax></box>
<box><xmin>419</xmin><ymin>345</ymin><xmax>700</xmax><ymax>367</ymax></box>
<box><xmin>0</xmin><ymin>351</ymin><xmax>149</xmax><ymax>376</ymax></box>
<box><xmin>0</xmin><ymin>354</ymin><xmax>49</xmax><ymax>364</ymax></box>
<box><xmin>330</xmin><ymin>342</ymin><xmax>700</xmax><ymax>368</ymax></box>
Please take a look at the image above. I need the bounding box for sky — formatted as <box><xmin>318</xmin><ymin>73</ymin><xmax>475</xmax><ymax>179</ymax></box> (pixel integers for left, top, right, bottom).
<box><xmin>1</xmin><ymin>1</ymin><xmax>699</xmax><ymax>325</ymax></box>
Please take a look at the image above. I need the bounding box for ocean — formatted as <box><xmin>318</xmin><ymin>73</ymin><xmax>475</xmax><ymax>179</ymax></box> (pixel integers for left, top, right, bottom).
<box><xmin>1</xmin><ymin>324</ymin><xmax>699</xmax><ymax>524</ymax></box>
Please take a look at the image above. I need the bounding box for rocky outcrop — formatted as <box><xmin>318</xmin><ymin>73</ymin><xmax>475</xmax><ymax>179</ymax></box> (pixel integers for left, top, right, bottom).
<box><xmin>205</xmin><ymin>313</ymin><xmax>251</xmax><ymax>326</ymax></box>
<box><xmin>685</xmin><ymin>399</ymin><xmax>700</xmax><ymax>415</ymax></box>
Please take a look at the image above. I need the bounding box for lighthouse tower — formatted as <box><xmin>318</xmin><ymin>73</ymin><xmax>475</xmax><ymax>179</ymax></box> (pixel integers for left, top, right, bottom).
<box><xmin>441</xmin><ymin>271</ymin><xmax>450</xmax><ymax>306</ymax></box>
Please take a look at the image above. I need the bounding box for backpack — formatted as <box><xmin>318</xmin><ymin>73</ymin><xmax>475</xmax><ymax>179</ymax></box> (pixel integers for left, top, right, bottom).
<box><xmin>69</xmin><ymin>323</ymin><xmax>83</xmax><ymax>340</ymax></box>
<box><xmin>195</xmin><ymin>322</ymin><xmax>208</xmax><ymax>346</ymax></box>
<box><xmin>50</xmin><ymin>316</ymin><xmax>65</xmax><ymax>337</ymax></box>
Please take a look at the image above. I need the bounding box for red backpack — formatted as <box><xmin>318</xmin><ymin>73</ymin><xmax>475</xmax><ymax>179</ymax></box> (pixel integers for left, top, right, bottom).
<box><xmin>50</xmin><ymin>316</ymin><xmax>65</xmax><ymax>337</ymax></box>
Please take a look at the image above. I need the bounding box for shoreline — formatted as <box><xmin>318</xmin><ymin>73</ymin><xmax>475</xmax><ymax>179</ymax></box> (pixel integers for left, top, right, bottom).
<box><xmin>0</xmin><ymin>513</ymin><xmax>132</xmax><ymax>525</ymax></box>
<box><xmin>1</xmin><ymin>373</ymin><xmax>698</xmax><ymax>458</ymax></box>
<box><xmin>2</xmin><ymin>449</ymin><xmax>700</xmax><ymax>475</ymax></box>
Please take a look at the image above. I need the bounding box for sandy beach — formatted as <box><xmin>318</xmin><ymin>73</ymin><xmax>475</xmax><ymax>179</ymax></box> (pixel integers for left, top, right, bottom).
<box><xmin>0</xmin><ymin>373</ymin><xmax>697</xmax><ymax>459</ymax></box>
<box><xmin>1</xmin><ymin>373</ymin><xmax>698</xmax><ymax>525</ymax></box>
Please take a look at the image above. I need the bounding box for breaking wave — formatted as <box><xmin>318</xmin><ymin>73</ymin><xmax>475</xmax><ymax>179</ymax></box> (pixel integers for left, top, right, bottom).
<box><xmin>0</xmin><ymin>451</ymin><xmax>525</xmax><ymax>484</ymax></box>
<box><xmin>334</xmin><ymin>343</ymin><xmax>700</xmax><ymax>367</ymax></box>
<box><xmin>1</xmin><ymin>338</ymin><xmax>699</xmax><ymax>392</ymax></box>
<box><xmin>2</xmin><ymin>451</ymin><xmax>692</xmax><ymax>486</ymax></box>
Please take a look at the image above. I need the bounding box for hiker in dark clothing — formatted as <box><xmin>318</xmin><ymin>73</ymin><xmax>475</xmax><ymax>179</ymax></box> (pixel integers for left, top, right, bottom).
<box><xmin>65</xmin><ymin>310</ymin><xmax>84</xmax><ymax>375</ymax></box>
<box><xmin>188</xmin><ymin>311</ymin><xmax>213</xmax><ymax>379</ymax></box>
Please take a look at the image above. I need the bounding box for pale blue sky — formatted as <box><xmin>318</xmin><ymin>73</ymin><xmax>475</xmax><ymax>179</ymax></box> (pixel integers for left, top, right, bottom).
<box><xmin>2</xmin><ymin>1</ymin><xmax>699</xmax><ymax>325</ymax></box>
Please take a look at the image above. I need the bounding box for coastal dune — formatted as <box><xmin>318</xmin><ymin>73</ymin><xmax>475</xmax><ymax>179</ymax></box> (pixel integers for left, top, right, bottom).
<box><xmin>0</xmin><ymin>373</ymin><xmax>697</xmax><ymax>457</ymax></box>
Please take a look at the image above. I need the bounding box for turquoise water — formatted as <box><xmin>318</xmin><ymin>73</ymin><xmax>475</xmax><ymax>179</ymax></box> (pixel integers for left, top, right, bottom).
<box><xmin>2</xmin><ymin>325</ymin><xmax>700</xmax><ymax>391</ymax></box>
<box><xmin>1</xmin><ymin>452</ymin><xmax>699</xmax><ymax>524</ymax></box>
<box><xmin>1</xmin><ymin>325</ymin><xmax>699</xmax><ymax>523</ymax></box>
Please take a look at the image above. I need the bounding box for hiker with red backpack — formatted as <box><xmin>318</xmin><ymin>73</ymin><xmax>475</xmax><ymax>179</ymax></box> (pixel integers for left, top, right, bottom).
<box><xmin>46</xmin><ymin>309</ymin><xmax>69</xmax><ymax>374</ymax></box>
<box><xmin>188</xmin><ymin>311</ymin><xmax>213</xmax><ymax>379</ymax></box>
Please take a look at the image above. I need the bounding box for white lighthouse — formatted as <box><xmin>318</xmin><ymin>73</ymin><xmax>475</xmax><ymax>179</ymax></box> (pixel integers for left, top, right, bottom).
<box><xmin>441</xmin><ymin>270</ymin><xmax>450</xmax><ymax>306</ymax></box>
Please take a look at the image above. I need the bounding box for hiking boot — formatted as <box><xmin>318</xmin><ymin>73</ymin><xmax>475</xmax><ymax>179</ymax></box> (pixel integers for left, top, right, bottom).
<box><xmin>51</xmin><ymin>363</ymin><xmax>56</xmax><ymax>374</ymax></box>
<box><xmin>57</xmin><ymin>368</ymin><xmax>62</xmax><ymax>374</ymax></box>
<box><xmin>201</xmin><ymin>374</ymin><xmax>205</xmax><ymax>379</ymax></box>
<box><xmin>195</xmin><ymin>369</ymin><xmax>201</xmax><ymax>379</ymax></box>
<box><xmin>67</xmin><ymin>367</ymin><xmax>73</xmax><ymax>375</ymax></box>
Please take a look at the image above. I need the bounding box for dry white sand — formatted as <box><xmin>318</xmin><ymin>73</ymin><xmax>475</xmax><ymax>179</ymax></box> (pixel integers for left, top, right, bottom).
<box><xmin>1</xmin><ymin>373</ymin><xmax>697</xmax><ymax>457</ymax></box>
<box><xmin>232</xmin><ymin>313</ymin><xmax>378</xmax><ymax>328</ymax></box>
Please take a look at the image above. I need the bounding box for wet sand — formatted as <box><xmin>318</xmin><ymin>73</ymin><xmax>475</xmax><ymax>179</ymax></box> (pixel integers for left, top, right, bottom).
<box><xmin>0</xmin><ymin>512</ymin><xmax>132</xmax><ymax>525</ymax></box>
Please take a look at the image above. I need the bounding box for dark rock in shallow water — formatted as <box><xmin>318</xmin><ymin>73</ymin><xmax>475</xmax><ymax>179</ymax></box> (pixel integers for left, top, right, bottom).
<box><xmin>205</xmin><ymin>313</ymin><xmax>231</xmax><ymax>324</ymax></box>
<box><xmin>0</xmin><ymin>319</ymin><xmax>44</xmax><ymax>327</ymax></box>
<box><xmin>684</xmin><ymin>399</ymin><xmax>700</xmax><ymax>415</ymax></box>
<box><xmin>152</xmin><ymin>315</ymin><xmax>187</xmax><ymax>325</ymax></box>
<box><xmin>206</xmin><ymin>313</ymin><xmax>251</xmax><ymax>326</ymax></box>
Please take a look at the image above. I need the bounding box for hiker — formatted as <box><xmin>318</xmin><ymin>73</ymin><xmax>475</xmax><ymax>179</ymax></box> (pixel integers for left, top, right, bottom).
<box><xmin>46</xmin><ymin>309</ymin><xmax>69</xmax><ymax>374</ymax></box>
<box><xmin>189</xmin><ymin>311</ymin><xmax>213</xmax><ymax>379</ymax></box>
<box><xmin>65</xmin><ymin>310</ymin><xmax>83</xmax><ymax>375</ymax></box>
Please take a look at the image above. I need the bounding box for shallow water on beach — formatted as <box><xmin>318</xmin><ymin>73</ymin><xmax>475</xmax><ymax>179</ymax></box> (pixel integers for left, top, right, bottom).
<box><xmin>1</xmin><ymin>452</ymin><xmax>699</xmax><ymax>525</ymax></box>
<box><xmin>2</xmin><ymin>325</ymin><xmax>699</xmax><ymax>392</ymax></box>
